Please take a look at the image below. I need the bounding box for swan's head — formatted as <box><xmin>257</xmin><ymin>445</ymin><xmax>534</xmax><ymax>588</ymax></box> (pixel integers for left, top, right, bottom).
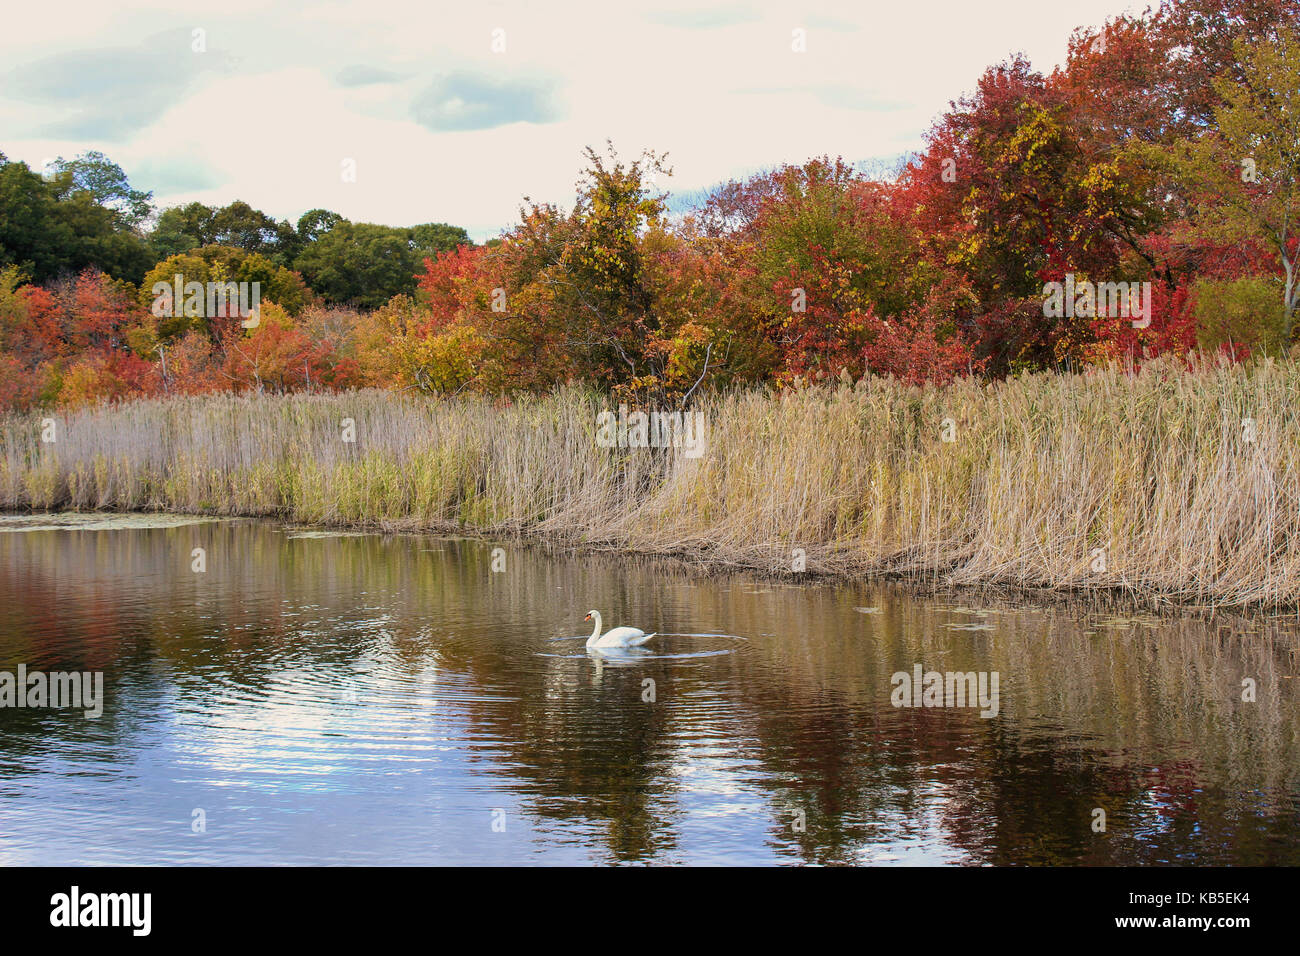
<box><xmin>583</xmin><ymin>609</ymin><xmax>600</xmax><ymax>622</ymax></box>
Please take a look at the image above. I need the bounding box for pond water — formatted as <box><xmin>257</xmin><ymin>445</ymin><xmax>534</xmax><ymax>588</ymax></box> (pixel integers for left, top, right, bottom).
<box><xmin>1</xmin><ymin>514</ymin><xmax>1298</xmax><ymax>865</ymax></box>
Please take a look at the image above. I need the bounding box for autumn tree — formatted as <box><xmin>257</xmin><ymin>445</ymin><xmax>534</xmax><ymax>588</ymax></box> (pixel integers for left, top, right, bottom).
<box><xmin>1173</xmin><ymin>24</ymin><xmax>1300</xmax><ymax>337</ymax></box>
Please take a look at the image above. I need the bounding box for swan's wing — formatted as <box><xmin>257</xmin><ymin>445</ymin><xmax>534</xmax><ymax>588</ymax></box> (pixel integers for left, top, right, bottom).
<box><xmin>596</xmin><ymin>626</ymin><xmax>647</xmax><ymax>646</ymax></box>
<box><xmin>627</xmin><ymin>631</ymin><xmax>656</xmax><ymax>646</ymax></box>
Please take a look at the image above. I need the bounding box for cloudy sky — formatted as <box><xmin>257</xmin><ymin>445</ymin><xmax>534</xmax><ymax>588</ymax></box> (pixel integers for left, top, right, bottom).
<box><xmin>1</xmin><ymin>0</ymin><xmax>1144</xmax><ymax>241</ymax></box>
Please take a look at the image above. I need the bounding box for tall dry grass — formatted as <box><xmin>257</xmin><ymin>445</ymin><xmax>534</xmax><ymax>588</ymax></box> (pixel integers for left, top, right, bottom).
<box><xmin>3</xmin><ymin>355</ymin><xmax>1299</xmax><ymax>606</ymax></box>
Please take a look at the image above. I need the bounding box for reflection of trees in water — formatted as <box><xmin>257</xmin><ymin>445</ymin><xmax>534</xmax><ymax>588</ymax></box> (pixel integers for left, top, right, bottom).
<box><xmin>394</xmin><ymin>546</ymin><xmax>689</xmax><ymax>863</ymax></box>
<box><xmin>1</xmin><ymin>525</ymin><xmax>686</xmax><ymax>861</ymax></box>
<box><xmin>0</xmin><ymin>524</ymin><xmax>223</xmax><ymax>760</ymax></box>
<box><xmin>3</xmin><ymin>523</ymin><xmax>1298</xmax><ymax>863</ymax></box>
<box><xmin>708</xmin><ymin>583</ymin><xmax>1300</xmax><ymax>864</ymax></box>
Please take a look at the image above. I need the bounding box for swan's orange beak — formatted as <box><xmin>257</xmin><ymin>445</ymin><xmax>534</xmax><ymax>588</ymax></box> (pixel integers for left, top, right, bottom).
<box><xmin>583</xmin><ymin>613</ymin><xmax>591</xmax><ymax>621</ymax></box>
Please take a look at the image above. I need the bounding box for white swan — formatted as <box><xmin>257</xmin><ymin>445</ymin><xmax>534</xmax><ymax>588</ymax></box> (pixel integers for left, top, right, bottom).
<box><xmin>584</xmin><ymin>610</ymin><xmax>655</xmax><ymax>649</ymax></box>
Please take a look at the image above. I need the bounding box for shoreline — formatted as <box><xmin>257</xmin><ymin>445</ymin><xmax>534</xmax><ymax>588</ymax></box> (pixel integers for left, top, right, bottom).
<box><xmin>3</xmin><ymin>505</ymin><xmax>1295</xmax><ymax>620</ymax></box>
<box><xmin>5</xmin><ymin>359</ymin><xmax>1300</xmax><ymax>610</ymax></box>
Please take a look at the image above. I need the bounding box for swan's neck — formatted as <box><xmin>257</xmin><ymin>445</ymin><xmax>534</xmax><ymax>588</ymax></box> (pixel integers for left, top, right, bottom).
<box><xmin>588</xmin><ymin>613</ymin><xmax>602</xmax><ymax>643</ymax></box>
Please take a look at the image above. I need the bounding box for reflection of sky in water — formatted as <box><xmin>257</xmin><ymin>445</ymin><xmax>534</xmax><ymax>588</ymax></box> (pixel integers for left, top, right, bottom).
<box><xmin>1</xmin><ymin>517</ymin><xmax>1298</xmax><ymax>865</ymax></box>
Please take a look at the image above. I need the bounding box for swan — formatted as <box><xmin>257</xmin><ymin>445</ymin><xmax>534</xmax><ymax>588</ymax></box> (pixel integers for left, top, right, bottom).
<box><xmin>584</xmin><ymin>610</ymin><xmax>655</xmax><ymax>649</ymax></box>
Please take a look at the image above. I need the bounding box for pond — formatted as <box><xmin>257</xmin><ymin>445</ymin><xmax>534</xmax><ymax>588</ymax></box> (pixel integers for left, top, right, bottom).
<box><xmin>1</xmin><ymin>514</ymin><xmax>1297</xmax><ymax>865</ymax></box>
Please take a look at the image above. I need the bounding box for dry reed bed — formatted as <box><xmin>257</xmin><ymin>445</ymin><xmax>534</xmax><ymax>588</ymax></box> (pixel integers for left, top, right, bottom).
<box><xmin>2</xmin><ymin>356</ymin><xmax>1299</xmax><ymax>606</ymax></box>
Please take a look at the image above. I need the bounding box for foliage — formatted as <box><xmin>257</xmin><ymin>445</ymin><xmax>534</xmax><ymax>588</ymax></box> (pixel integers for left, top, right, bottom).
<box><xmin>0</xmin><ymin>0</ymin><xmax>1294</xmax><ymax>409</ymax></box>
<box><xmin>295</xmin><ymin>219</ymin><xmax>468</xmax><ymax>308</ymax></box>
